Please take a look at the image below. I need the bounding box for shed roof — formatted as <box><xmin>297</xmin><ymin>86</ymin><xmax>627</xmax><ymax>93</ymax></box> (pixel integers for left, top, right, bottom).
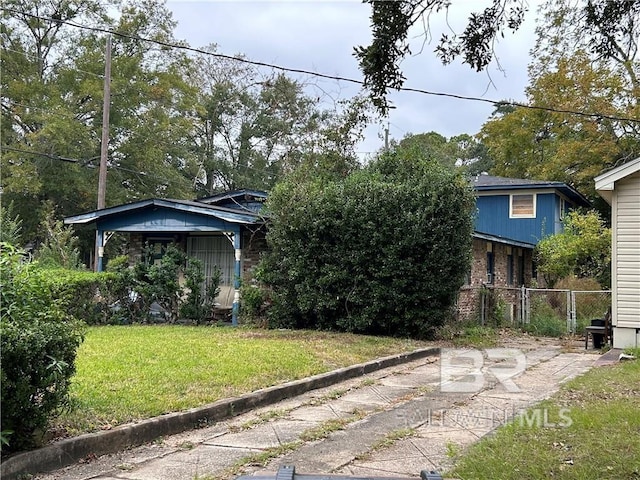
<box><xmin>473</xmin><ymin>175</ymin><xmax>590</xmax><ymax>207</ymax></box>
<box><xmin>595</xmin><ymin>157</ymin><xmax>640</xmax><ymax>205</ymax></box>
<box><xmin>473</xmin><ymin>231</ymin><xmax>536</xmax><ymax>250</ymax></box>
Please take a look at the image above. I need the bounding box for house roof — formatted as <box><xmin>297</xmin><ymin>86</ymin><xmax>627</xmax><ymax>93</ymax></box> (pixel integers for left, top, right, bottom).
<box><xmin>473</xmin><ymin>175</ymin><xmax>591</xmax><ymax>207</ymax></box>
<box><xmin>64</xmin><ymin>197</ymin><xmax>264</xmax><ymax>227</ymax></box>
<box><xmin>595</xmin><ymin>157</ymin><xmax>640</xmax><ymax>205</ymax></box>
<box><xmin>473</xmin><ymin>231</ymin><xmax>536</xmax><ymax>250</ymax></box>
<box><xmin>198</xmin><ymin>189</ymin><xmax>267</xmax><ymax>206</ymax></box>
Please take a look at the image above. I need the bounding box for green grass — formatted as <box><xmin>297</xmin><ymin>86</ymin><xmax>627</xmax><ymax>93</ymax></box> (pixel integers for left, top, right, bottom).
<box><xmin>54</xmin><ymin>326</ymin><xmax>429</xmax><ymax>435</ymax></box>
<box><xmin>449</xmin><ymin>351</ymin><xmax>640</xmax><ymax>480</ymax></box>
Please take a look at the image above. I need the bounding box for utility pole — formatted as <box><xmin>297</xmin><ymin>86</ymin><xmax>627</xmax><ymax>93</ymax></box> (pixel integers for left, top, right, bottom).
<box><xmin>384</xmin><ymin>122</ymin><xmax>389</xmax><ymax>150</ymax></box>
<box><xmin>97</xmin><ymin>34</ymin><xmax>111</xmax><ymax>210</ymax></box>
<box><xmin>95</xmin><ymin>35</ymin><xmax>111</xmax><ymax>272</ymax></box>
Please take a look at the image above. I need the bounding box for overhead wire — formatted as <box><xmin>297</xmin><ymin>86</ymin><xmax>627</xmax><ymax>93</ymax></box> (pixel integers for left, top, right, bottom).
<box><xmin>2</xmin><ymin>7</ymin><xmax>639</xmax><ymax>125</ymax></box>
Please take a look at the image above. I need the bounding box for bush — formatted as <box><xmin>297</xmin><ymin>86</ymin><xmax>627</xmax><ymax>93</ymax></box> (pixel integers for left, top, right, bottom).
<box><xmin>239</xmin><ymin>280</ymin><xmax>271</xmax><ymax>326</ymax></box>
<box><xmin>180</xmin><ymin>259</ymin><xmax>221</xmax><ymax>324</ymax></box>
<box><xmin>101</xmin><ymin>245</ymin><xmax>222</xmax><ymax>324</ymax></box>
<box><xmin>29</xmin><ymin>267</ymin><xmax>115</xmax><ymax>325</ymax></box>
<box><xmin>0</xmin><ymin>243</ymin><xmax>85</xmax><ymax>453</ymax></box>
<box><xmin>259</xmin><ymin>152</ymin><xmax>475</xmax><ymax>338</ymax></box>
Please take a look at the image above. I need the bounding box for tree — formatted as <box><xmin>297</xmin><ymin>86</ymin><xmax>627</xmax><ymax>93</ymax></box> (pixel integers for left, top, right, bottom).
<box><xmin>187</xmin><ymin>48</ymin><xmax>370</xmax><ymax>194</ymax></box>
<box><xmin>393</xmin><ymin>131</ymin><xmax>493</xmax><ymax>172</ymax></box>
<box><xmin>534</xmin><ymin>210</ymin><xmax>611</xmax><ymax>288</ymax></box>
<box><xmin>480</xmin><ymin>0</ymin><xmax>639</xmax><ymax>211</ymax></box>
<box><xmin>259</xmin><ymin>146</ymin><xmax>475</xmax><ymax>338</ymax></box>
<box><xmin>1</xmin><ymin>0</ymin><xmax>200</xmax><ymax>242</ymax></box>
<box><xmin>354</xmin><ymin>0</ymin><xmax>639</xmax><ymax>114</ymax></box>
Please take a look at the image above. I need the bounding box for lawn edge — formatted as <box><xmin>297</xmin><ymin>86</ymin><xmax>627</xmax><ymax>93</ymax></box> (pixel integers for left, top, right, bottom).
<box><xmin>1</xmin><ymin>347</ymin><xmax>439</xmax><ymax>480</ymax></box>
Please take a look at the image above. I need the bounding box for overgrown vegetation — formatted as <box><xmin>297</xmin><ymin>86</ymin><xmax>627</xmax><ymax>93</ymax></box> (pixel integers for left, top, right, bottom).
<box><xmin>535</xmin><ymin>211</ymin><xmax>611</xmax><ymax>288</ymax></box>
<box><xmin>0</xmin><ymin>243</ymin><xmax>85</xmax><ymax>453</ymax></box>
<box><xmin>260</xmin><ymin>147</ymin><xmax>475</xmax><ymax>338</ymax></box>
<box><xmin>449</xmin><ymin>354</ymin><xmax>640</xmax><ymax>479</ymax></box>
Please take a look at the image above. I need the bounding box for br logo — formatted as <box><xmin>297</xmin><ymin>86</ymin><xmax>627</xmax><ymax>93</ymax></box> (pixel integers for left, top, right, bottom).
<box><xmin>440</xmin><ymin>348</ymin><xmax>527</xmax><ymax>393</ymax></box>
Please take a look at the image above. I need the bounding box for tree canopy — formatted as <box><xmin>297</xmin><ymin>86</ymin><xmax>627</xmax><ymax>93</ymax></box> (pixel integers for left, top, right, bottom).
<box><xmin>478</xmin><ymin>0</ymin><xmax>639</xmax><ymax>213</ymax></box>
<box><xmin>355</xmin><ymin>0</ymin><xmax>640</xmax><ymax>115</ymax></box>
<box><xmin>535</xmin><ymin>210</ymin><xmax>611</xmax><ymax>288</ymax></box>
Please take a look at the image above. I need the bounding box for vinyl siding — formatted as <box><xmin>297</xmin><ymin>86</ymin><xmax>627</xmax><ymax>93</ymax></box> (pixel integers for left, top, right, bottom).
<box><xmin>614</xmin><ymin>172</ymin><xmax>640</xmax><ymax>328</ymax></box>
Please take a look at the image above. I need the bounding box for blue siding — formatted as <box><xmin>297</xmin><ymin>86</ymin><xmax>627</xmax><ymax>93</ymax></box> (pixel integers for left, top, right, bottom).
<box><xmin>475</xmin><ymin>193</ymin><xmax>562</xmax><ymax>245</ymax></box>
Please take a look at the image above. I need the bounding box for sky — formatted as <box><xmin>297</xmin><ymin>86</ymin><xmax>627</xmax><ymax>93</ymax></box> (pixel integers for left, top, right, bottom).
<box><xmin>166</xmin><ymin>0</ymin><xmax>542</xmax><ymax>158</ymax></box>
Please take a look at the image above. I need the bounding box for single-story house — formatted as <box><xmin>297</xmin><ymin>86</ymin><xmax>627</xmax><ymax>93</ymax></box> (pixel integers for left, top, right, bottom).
<box><xmin>595</xmin><ymin>157</ymin><xmax>640</xmax><ymax>349</ymax></box>
<box><xmin>64</xmin><ymin>190</ymin><xmax>268</xmax><ymax>325</ymax></box>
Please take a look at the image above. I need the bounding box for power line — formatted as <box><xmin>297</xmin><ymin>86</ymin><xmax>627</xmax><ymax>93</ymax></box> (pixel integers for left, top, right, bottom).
<box><xmin>3</xmin><ymin>7</ymin><xmax>639</xmax><ymax>125</ymax></box>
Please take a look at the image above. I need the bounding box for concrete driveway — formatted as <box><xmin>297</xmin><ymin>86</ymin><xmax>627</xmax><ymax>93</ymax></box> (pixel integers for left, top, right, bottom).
<box><xmin>30</xmin><ymin>337</ymin><xmax>603</xmax><ymax>480</ymax></box>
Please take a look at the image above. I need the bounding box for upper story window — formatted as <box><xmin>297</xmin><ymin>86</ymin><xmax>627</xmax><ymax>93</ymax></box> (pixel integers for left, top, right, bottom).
<box><xmin>510</xmin><ymin>194</ymin><xmax>536</xmax><ymax>218</ymax></box>
<box><xmin>558</xmin><ymin>197</ymin><xmax>566</xmax><ymax>220</ymax></box>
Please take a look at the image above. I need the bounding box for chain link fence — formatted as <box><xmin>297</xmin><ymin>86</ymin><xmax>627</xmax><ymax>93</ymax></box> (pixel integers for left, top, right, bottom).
<box><xmin>456</xmin><ymin>286</ymin><xmax>611</xmax><ymax>336</ymax></box>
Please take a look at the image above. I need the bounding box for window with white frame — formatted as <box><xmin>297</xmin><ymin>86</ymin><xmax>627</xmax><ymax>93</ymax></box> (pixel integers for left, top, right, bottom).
<box><xmin>510</xmin><ymin>194</ymin><xmax>536</xmax><ymax>218</ymax></box>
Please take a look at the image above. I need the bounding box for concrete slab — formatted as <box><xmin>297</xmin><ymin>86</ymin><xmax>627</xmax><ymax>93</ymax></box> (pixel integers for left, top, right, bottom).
<box><xmin>28</xmin><ymin>340</ymin><xmax>608</xmax><ymax>480</ymax></box>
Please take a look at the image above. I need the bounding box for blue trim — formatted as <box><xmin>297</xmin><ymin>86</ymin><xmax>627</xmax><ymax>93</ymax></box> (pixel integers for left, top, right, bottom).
<box><xmin>473</xmin><ymin>231</ymin><xmax>535</xmax><ymax>250</ymax></box>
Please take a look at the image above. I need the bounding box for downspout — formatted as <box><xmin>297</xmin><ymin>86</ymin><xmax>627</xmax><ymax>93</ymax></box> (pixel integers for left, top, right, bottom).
<box><xmin>232</xmin><ymin>228</ymin><xmax>241</xmax><ymax>326</ymax></box>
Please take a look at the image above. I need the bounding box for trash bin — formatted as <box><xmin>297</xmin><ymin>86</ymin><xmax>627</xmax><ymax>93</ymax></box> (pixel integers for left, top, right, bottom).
<box><xmin>235</xmin><ymin>465</ymin><xmax>443</xmax><ymax>480</ymax></box>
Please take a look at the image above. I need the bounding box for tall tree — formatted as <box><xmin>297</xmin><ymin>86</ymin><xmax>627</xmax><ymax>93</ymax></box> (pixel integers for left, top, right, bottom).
<box><xmin>393</xmin><ymin>131</ymin><xmax>492</xmax><ymax>172</ymax></box>
<box><xmin>479</xmin><ymin>1</ymin><xmax>639</xmax><ymax>211</ymax></box>
<box><xmin>188</xmin><ymin>48</ymin><xmax>370</xmax><ymax>194</ymax></box>
<box><xmin>1</xmin><ymin>0</ymin><xmax>199</xmax><ymax>241</ymax></box>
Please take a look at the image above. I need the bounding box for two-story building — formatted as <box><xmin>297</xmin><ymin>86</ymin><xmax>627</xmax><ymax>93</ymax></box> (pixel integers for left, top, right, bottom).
<box><xmin>457</xmin><ymin>175</ymin><xmax>591</xmax><ymax>321</ymax></box>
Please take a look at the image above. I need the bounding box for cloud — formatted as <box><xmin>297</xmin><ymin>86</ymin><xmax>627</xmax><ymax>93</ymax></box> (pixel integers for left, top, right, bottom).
<box><xmin>167</xmin><ymin>0</ymin><xmax>539</xmax><ymax>156</ymax></box>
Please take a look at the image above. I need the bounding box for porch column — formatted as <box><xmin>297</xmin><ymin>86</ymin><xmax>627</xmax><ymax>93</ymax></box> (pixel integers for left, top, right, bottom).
<box><xmin>232</xmin><ymin>228</ymin><xmax>241</xmax><ymax>326</ymax></box>
<box><xmin>95</xmin><ymin>229</ymin><xmax>105</xmax><ymax>272</ymax></box>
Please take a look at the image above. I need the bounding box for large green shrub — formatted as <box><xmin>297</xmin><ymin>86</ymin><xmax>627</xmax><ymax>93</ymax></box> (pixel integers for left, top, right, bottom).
<box><xmin>0</xmin><ymin>243</ymin><xmax>85</xmax><ymax>452</ymax></box>
<box><xmin>259</xmin><ymin>152</ymin><xmax>475</xmax><ymax>338</ymax></box>
<box><xmin>29</xmin><ymin>267</ymin><xmax>115</xmax><ymax>325</ymax></box>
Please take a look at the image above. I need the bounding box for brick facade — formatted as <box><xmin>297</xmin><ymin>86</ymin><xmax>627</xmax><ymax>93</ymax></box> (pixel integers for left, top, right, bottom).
<box><xmin>456</xmin><ymin>238</ymin><xmax>535</xmax><ymax>323</ymax></box>
<box><xmin>242</xmin><ymin>227</ymin><xmax>267</xmax><ymax>279</ymax></box>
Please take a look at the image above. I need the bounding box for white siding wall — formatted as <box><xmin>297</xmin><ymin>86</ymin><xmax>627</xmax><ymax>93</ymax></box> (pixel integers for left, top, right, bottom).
<box><xmin>614</xmin><ymin>171</ymin><xmax>640</xmax><ymax>328</ymax></box>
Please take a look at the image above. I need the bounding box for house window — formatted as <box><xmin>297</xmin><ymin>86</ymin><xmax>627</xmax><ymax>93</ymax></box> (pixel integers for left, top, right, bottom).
<box><xmin>146</xmin><ymin>238</ymin><xmax>173</xmax><ymax>265</ymax></box>
<box><xmin>510</xmin><ymin>194</ymin><xmax>536</xmax><ymax>218</ymax></box>
<box><xmin>486</xmin><ymin>243</ymin><xmax>494</xmax><ymax>284</ymax></box>
<box><xmin>558</xmin><ymin>197</ymin><xmax>566</xmax><ymax>220</ymax></box>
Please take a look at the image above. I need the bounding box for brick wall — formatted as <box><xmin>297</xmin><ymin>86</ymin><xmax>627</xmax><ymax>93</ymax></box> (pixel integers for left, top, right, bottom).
<box><xmin>456</xmin><ymin>238</ymin><xmax>535</xmax><ymax>322</ymax></box>
<box><xmin>242</xmin><ymin>226</ymin><xmax>267</xmax><ymax>279</ymax></box>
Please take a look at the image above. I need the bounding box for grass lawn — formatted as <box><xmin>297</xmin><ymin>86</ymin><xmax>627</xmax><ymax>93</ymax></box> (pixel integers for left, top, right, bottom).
<box><xmin>449</xmin><ymin>349</ymin><xmax>640</xmax><ymax>480</ymax></box>
<box><xmin>54</xmin><ymin>325</ymin><xmax>430</xmax><ymax>436</ymax></box>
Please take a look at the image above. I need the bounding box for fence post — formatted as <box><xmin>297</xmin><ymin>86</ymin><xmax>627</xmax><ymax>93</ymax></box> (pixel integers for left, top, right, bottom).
<box><xmin>570</xmin><ymin>291</ymin><xmax>577</xmax><ymax>334</ymax></box>
<box><xmin>520</xmin><ymin>285</ymin><xmax>527</xmax><ymax>325</ymax></box>
<box><xmin>566</xmin><ymin>290</ymin><xmax>572</xmax><ymax>334</ymax></box>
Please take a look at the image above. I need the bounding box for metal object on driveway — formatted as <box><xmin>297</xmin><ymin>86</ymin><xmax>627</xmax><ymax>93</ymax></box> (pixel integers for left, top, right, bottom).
<box><xmin>236</xmin><ymin>465</ymin><xmax>443</xmax><ymax>480</ymax></box>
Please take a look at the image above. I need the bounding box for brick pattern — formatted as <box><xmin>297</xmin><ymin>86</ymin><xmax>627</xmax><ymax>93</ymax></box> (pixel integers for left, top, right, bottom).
<box><xmin>242</xmin><ymin>227</ymin><xmax>267</xmax><ymax>279</ymax></box>
<box><xmin>456</xmin><ymin>238</ymin><xmax>535</xmax><ymax>322</ymax></box>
